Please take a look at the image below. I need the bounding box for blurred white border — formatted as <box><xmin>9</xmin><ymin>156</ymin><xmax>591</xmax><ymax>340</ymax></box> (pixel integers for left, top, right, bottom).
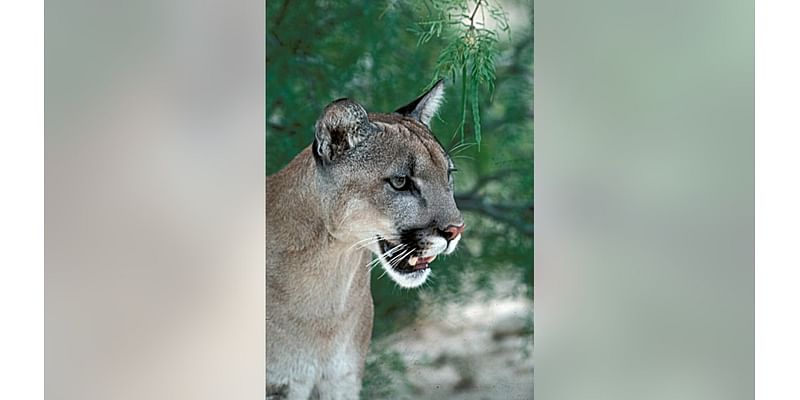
<box><xmin>756</xmin><ymin>0</ymin><xmax>800</xmax><ymax>399</ymax></box>
<box><xmin>1</xmin><ymin>0</ymin><xmax>792</xmax><ymax>398</ymax></box>
<box><xmin>0</xmin><ymin>0</ymin><xmax>44</xmax><ymax>399</ymax></box>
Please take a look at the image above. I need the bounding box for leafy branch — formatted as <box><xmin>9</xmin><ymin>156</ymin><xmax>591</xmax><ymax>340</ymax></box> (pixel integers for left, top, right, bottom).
<box><xmin>411</xmin><ymin>0</ymin><xmax>510</xmax><ymax>148</ymax></box>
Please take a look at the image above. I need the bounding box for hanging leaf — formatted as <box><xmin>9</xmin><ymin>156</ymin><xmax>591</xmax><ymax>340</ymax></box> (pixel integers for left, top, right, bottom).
<box><xmin>412</xmin><ymin>0</ymin><xmax>510</xmax><ymax>149</ymax></box>
<box><xmin>471</xmin><ymin>75</ymin><xmax>481</xmax><ymax>148</ymax></box>
<box><xmin>460</xmin><ymin>63</ymin><xmax>468</xmax><ymax>142</ymax></box>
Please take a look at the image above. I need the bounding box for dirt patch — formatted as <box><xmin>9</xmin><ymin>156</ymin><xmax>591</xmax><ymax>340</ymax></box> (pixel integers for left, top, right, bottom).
<box><xmin>365</xmin><ymin>275</ymin><xmax>533</xmax><ymax>399</ymax></box>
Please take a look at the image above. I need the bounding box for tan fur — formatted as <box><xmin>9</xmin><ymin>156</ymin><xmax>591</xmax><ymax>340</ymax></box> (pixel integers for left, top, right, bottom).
<box><xmin>266</xmin><ymin>82</ymin><xmax>462</xmax><ymax>399</ymax></box>
<box><xmin>266</xmin><ymin>149</ymin><xmax>374</xmax><ymax>400</ymax></box>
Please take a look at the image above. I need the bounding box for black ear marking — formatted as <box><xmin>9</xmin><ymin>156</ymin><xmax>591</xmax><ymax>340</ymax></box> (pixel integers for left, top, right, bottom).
<box><xmin>395</xmin><ymin>79</ymin><xmax>445</xmax><ymax>127</ymax></box>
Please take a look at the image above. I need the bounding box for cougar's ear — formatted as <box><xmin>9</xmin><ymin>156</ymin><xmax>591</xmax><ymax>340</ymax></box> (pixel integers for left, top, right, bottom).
<box><xmin>395</xmin><ymin>79</ymin><xmax>445</xmax><ymax>127</ymax></box>
<box><xmin>313</xmin><ymin>98</ymin><xmax>375</xmax><ymax>164</ymax></box>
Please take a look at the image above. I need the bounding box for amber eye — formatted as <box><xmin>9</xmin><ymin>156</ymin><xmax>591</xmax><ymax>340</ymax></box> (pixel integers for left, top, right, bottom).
<box><xmin>388</xmin><ymin>176</ymin><xmax>410</xmax><ymax>191</ymax></box>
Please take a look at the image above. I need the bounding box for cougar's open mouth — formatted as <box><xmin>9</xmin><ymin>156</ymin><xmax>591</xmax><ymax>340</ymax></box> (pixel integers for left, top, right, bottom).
<box><xmin>377</xmin><ymin>237</ymin><xmax>438</xmax><ymax>273</ymax></box>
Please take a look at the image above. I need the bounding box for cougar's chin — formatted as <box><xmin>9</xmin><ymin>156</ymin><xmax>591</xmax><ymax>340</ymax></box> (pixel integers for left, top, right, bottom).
<box><xmin>374</xmin><ymin>237</ymin><xmax>435</xmax><ymax>288</ymax></box>
<box><xmin>381</xmin><ymin>264</ymin><xmax>431</xmax><ymax>288</ymax></box>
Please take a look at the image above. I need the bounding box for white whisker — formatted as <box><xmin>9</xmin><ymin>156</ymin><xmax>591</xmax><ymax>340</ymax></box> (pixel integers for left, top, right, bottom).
<box><xmin>347</xmin><ymin>237</ymin><xmax>381</xmax><ymax>252</ymax></box>
<box><xmin>387</xmin><ymin>248</ymin><xmax>412</xmax><ymax>267</ymax></box>
<box><xmin>377</xmin><ymin>269</ymin><xmax>388</xmax><ymax>280</ymax></box>
<box><xmin>448</xmin><ymin>142</ymin><xmax>477</xmax><ymax>156</ymax></box>
<box><xmin>378</xmin><ymin>248</ymin><xmax>414</xmax><ymax>280</ymax></box>
<box><xmin>366</xmin><ymin>258</ymin><xmax>383</xmax><ymax>273</ymax></box>
<box><xmin>365</xmin><ymin>242</ymin><xmax>406</xmax><ymax>271</ymax></box>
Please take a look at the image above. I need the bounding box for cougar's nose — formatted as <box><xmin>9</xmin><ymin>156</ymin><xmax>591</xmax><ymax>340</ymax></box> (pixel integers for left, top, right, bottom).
<box><xmin>443</xmin><ymin>223</ymin><xmax>466</xmax><ymax>240</ymax></box>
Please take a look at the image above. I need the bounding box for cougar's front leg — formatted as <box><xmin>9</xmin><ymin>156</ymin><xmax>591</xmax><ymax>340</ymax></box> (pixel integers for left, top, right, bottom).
<box><xmin>273</xmin><ymin>372</ymin><xmax>315</xmax><ymax>400</ymax></box>
<box><xmin>315</xmin><ymin>362</ymin><xmax>362</xmax><ymax>400</ymax></box>
<box><xmin>266</xmin><ymin>355</ymin><xmax>317</xmax><ymax>400</ymax></box>
<box><xmin>316</xmin><ymin>296</ymin><xmax>373</xmax><ymax>400</ymax></box>
<box><xmin>316</xmin><ymin>341</ymin><xmax>364</xmax><ymax>399</ymax></box>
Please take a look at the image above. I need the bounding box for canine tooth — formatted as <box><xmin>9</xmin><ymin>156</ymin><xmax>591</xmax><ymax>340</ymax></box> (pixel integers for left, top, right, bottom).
<box><xmin>429</xmin><ymin>255</ymin><xmax>437</xmax><ymax>262</ymax></box>
<box><xmin>408</xmin><ymin>256</ymin><xmax>418</xmax><ymax>266</ymax></box>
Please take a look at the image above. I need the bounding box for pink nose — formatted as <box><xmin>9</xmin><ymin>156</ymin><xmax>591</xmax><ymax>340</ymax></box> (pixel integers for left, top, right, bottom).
<box><xmin>444</xmin><ymin>224</ymin><xmax>466</xmax><ymax>240</ymax></box>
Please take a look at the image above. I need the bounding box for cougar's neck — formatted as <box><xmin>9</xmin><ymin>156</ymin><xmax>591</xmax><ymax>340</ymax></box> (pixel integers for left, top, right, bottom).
<box><xmin>267</xmin><ymin>147</ymin><xmax>372</xmax><ymax>315</ymax></box>
<box><xmin>268</xmin><ymin>147</ymin><xmax>350</xmax><ymax>247</ymax></box>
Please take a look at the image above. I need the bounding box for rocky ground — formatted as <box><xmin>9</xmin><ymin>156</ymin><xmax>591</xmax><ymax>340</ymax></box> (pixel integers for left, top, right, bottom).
<box><xmin>366</xmin><ymin>275</ymin><xmax>533</xmax><ymax>399</ymax></box>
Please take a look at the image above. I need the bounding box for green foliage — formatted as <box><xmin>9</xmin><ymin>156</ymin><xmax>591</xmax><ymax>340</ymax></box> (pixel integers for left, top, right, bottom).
<box><xmin>268</xmin><ymin>1</ymin><xmax>532</xmax><ymax>396</ymax></box>
<box><xmin>360</xmin><ymin>349</ymin><xmax>415</xmax><ymax>399</ymax></box>
<box><xmin>411</xmin><ymin>0</ymin><xmax>509</xmax><ymax>147</ymax></box>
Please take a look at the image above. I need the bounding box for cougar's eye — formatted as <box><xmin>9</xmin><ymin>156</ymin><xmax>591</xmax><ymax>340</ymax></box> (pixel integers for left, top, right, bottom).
<box><xmin>388</xmin><ymin>176</ymin><xmax>410</xmax><ymax>191</ymax></box>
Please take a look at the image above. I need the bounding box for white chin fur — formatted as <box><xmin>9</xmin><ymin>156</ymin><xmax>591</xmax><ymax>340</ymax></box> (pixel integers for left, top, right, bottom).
<box><xmin>378</xmin><ymin>261</ymin><xmax>431</xmax><ymax>288</ymax></box>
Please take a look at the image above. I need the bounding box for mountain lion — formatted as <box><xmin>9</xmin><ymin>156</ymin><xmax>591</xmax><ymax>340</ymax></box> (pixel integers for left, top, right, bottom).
<box><xmin>266</xmin><ymin>80</ymin><xmax>465</xmax><ymax>399</ymax></box>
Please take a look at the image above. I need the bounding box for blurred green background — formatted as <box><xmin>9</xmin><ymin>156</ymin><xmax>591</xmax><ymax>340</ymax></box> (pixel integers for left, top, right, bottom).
<box><xmin>267</xmin><ymin>1</ymin><xmax>533</xmax><ymax>397</ymax></box>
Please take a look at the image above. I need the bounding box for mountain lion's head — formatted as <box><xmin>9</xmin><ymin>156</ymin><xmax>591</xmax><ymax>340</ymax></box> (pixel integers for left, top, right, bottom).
<box><xmin>312</xmin><ymin>80</ymin><xmax>464</xmax><ymax>288</ymax></box>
